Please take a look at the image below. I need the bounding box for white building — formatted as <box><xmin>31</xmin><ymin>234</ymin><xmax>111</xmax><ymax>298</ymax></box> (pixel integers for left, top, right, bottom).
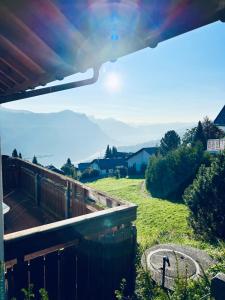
<box><xmin>127</xmin><ymin>147</ymin><xmax>157</xmax><ymax>173</ymax></box>
<box><xmin>91</xmin><ymin>159</ymin><xmax>127</xmax><ymax>176</ymax></box>
<box><xmin>207</xmin><ymin>106</ymin><xmax>225</xmax><ymax>152</ymax></box>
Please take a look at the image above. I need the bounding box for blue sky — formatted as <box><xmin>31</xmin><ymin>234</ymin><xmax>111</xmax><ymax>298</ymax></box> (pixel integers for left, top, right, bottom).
<box><xmin>3</xmin><ymin>21</ymin><xmax>225</xmax><ymax>124</ymax></box>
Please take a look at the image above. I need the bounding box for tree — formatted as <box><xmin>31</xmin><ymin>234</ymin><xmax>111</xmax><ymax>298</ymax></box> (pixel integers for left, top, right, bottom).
<box><xmin>66</xmin><ymin>158</ymin><xmax>72</xmax><ymax>165</ymax></box>
<box><xmin>192</xmin><ymin>121</ymin><xmax>207</xmax><ymax>149</ymax></box>
<box><xmin>202</xmin><ymin>116</ymin><xmax>224</xmax><ymax>140</ymax></box>
<box><xmin>112</xmin><ymin>146</ymin><xmax>118</xmax><ymax>158</ymax></box>
<box><xmin>184</xmin><ymin>152</ymin><xmax>225</xmax><ymax>239</ymax></box>
<box><xmin>182</xmin><ymin>128</ymin><xmax>196</xmax><ymax>145</ymax></box>
<box><xmin>183</xmin><ymin>117</ymin><xmax>223</xmax><ymax>146</ymax></box>
<box><xmin>104</xmin><ymin>145</ymin><xmax>112</xmax><ymax>158</ymax></box>
<box><xmin>61</xmin><ymin>158</ymin><xmax>77</xmax><ymax>179</ymax></box>
<box><xmin>12</xmin><ymin>148</ymin><xmax>18</xmax><ymax>158</ymax></box>
<box><xmin>32</xmin><ymin>155</ymin><xmax>38</xmax><ymax>165</ymax></box>
<box><xmin>80</xmin><ymin>168</ymin><xmax>100</xmax><ymax>181</ymax></box>
<box><xmin>159</xmin><ymin>130</ymin><xmax>181</xmax><ymax>156</ymax></box>
<box><xmin>19</xmin><ymin>152</ymin><xmax>22</xmax><ymax>159</ymax></box>
<box><xmin>146</xmin><ymin>144</ymin><xmax>210</xmax><ymax>200</ymax></box>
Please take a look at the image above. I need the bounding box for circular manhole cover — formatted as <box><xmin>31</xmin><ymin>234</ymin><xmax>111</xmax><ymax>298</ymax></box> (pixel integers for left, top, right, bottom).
<box><xmin>142</xmin><ymin>244</ymin><xmax>215</xmax><ymax>290</ymax></box>
<box><xmin>149</xmin><ymin>249</ymin><xmax>198</xmax><ymax>279</ymax></box>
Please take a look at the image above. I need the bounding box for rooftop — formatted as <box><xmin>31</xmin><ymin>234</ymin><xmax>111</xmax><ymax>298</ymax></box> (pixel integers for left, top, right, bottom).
<box><xmin>91</xmin><ymin>158</ymin><xmax>127</xmax><ymax>170</ymax></box>
<box><xmin>128</xmin><ymin>147</ymin><xmax>158</xmax><ymax>159</ymax></box>
<box><xmin>214</xmin><ymin>105</ymin><xmax>225</xmax><ymax>126</ymax></box>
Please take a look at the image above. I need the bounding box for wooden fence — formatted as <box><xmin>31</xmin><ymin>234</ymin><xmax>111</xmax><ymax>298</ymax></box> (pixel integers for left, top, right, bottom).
<box><xmin>2</xmin><ymin>156</ymin><xmax>137</xmax><ymax>299</ymax></box>
<box><xmin>2</xmin><ymin>156</ymin><xmax>124</xmax><ymax>219</ymax></box>
<box><xmin>4</xmin><ymin>206</ymin><xmax>137</xmax><ymax>300</ymax></box>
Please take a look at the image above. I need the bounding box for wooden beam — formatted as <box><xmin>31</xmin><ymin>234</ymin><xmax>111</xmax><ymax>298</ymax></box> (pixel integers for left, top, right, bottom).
<box><xmin>0</xmin><ymin>72</ymin><xmax>15</xmax><ymax>88</ymax></box>
<box><xmin>4</xmin><ymin>204</ymin><xmax>137</xmax><ymax>261</ymax></box>
<box><xmin>0</xmin><ymin>82</ymin><xmax>8</xmax><ymax>92</ymax></box>
<box><xmin>0</xmin><ymin>35</ymin><xmax>44</xmax><ymax>75</ymax></box>
<box><xmin>0</xmin><ymin>5</ymin><xmax>73</xmax><ymax>74</ymax></box>
<box><xmin>0</xmin><ymin>61</ymin><xmax>25</xmax><ymax>84</ymax></box>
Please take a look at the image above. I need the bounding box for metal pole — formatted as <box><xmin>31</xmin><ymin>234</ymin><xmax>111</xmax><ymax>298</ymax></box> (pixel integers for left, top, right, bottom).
<box><xmin>0</xmin><ymin>139</ymin><xmax>5</xmax><ymax>299</ymax></box>
<box><xmin>162</xmin><ymin>256</ymin><xmax>170</xmax><ymax>289</ymax></box>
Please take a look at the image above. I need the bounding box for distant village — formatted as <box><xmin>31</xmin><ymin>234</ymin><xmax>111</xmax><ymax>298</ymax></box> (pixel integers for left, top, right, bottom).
<box><xmin>11</xmin><ymin>145</ymin><xmax>158</xmax><ymax>181</ymax></box>
<box><xmin>77</xmin><ymin>145</ymin><xmax>158</xmax><ymax>180</ymax></box>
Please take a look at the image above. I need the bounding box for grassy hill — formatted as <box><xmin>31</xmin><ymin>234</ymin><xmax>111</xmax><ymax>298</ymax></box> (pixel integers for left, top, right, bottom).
<box><xmin>89</xmin><ymin>178</ymin><xmax>223</xmax><ymax>256</ymax></box>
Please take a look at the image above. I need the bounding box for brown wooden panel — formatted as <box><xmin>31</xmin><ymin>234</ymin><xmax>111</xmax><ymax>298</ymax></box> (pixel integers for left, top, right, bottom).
<box><xmin>5</xmin><ymin>226</ymin><xmax>136</xmax><ymax>300</ymax></box>
<box><xmin>4</xmin><ymin>204</ymin><xmax>136</xmax><ymax>261</ymax></box>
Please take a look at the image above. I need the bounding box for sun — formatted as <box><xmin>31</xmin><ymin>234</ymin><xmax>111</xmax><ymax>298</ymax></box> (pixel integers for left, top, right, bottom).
<box><xmin>104</xmin><ymin>72</ymin><xmax>122</xmax><ymax>92</ymax></box>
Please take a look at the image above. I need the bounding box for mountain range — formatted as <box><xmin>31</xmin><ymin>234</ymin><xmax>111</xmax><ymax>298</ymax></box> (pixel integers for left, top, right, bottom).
<box><xmin>0</xmin><ymin>106</ymin><xmax>194</xmax><ymax>167</ymax></box>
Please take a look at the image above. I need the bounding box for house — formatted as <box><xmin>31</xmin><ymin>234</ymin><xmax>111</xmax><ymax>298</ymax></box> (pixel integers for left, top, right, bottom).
<box><xmin>113</xmin><ymin>152</ymin><xmax>133</xmax><ymax>159</ymax></box>
<box><xmin>207</xmin><ymin>106</ymin><xmax>225</xmax><ymax>152</ymax></box>
<box><xmin>46</xmin><ymin>165</ymin><xmax>65</xmax><ymax>175</ymax></box>
<box><xmin>78</xmin><ymin>162</ymin><xmax>91</xmax><ymax>172</ymax></box>
<box><xmin>127</xmin><ymin>147</ymin><xmax>158</xmax><ymax>173</ymax></box>
<box><xmin>207</xmin><ymin>139</ymin><xmax>225</xmax><ymax>152</ymax></box>
<box><xmin>91</xmin><ymin>158</ymin><xmax>127</xmax><ymax>175</ymax></box>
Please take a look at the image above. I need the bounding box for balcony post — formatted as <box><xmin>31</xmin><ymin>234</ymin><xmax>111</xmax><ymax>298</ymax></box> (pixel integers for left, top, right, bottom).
<box><xmin>0</xmin><ymin>139</ymin><xmax>5</xmax><ymax>299</ymax></box>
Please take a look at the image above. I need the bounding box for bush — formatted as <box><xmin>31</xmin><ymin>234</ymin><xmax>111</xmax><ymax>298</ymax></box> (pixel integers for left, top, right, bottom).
<box><xmin>146</xmin><ymin>144</ymin><xmax>210</xmax><ymax>200</ymax></box>
<box><xmin>116</xmin><ymin>166</ymin><xmax>128</xmax><ymax>178</ymax></box>
<box><xmin>80</xmin><ymin>167</ymin><xmax>100</xmax><ymax>181</ymax></box>
<box><xmin>184</xmin><ymin>152</ymin><xmax>225</xmax><ymax>239</ymax></box>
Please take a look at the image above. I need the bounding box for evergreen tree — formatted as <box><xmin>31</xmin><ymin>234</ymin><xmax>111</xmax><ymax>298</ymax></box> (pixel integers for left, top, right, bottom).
<box><xmin>184</xmin><ymin>152</ymin><xmax>225</xmax><ymax>239</ymax></box>
<box><xmin>61</xmin><ymin>158</ymin><xmax>77</xmax><ymax>179</ymax></box>
<box><xmin>19</xmin><ymin>153</ymin><xmax>22</xmax><ymax>159</ymax></box>
<box><xmin>159</xmin><ymin>130</ymin><xmax>181</xmax><ymax>156</ymax></box>
<box><xmin>202</xmin><ymin>116</ymin><xmax>224</xmax><ymax>140</ymax></box>
<box><xmin>12</xmin><ymin>148</ymin><xmax>18</xmax><ymax>158</ymax></box>
<box><xmin>112</xmin><ymin>146</ymin><xmax>118</xmax><ymax>158</ymax></box>
<box><xmin>146</xmin><ymin>144</ymin><xmax>208</xmax><ymax>200</ymax></box>
<box><xmin>183</xmin><ymin>117</ymin><xmax>224</xmax><ymax>145</ymax></box>
<box><xmin>32</xmin><ymin>155</ymin><xmax>38</xmax><ymax>165</ymax></box>
<box><xmin>192</xmin><ymin>121</ymin><xmax>207</xmax><ymax>149</ymax></box>
<box><xmin>104</xmin><ymin>145</ymin><xmax>112</xmax><ymax>158</ymax></box>
<box><xmin>182</xmin><ymin>128</ymin><xmax>196</xmax><ymax>145</ymax></box>
<box><xmin>66</xmin><ymin>158</ymin><xmax>72</xmax><ymax>165</ymax></box>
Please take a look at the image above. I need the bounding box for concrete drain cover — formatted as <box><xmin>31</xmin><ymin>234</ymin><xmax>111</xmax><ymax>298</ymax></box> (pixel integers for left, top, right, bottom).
<box><xmin>142</xmin><ymin>244</ymin><xmax>215</xmax><ymax>290</ymax></box>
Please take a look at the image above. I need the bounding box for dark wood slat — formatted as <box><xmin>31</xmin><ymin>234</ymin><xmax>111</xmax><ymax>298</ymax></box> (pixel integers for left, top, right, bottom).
<box><xmin>0</xmin><ymin>72</ymin><xmax>15</xmax><ymax>88</ymax></box>
<box><xmin>0</xmin><ymin>35</ymin><xmax>44</xmax><ymax>75</ymax></box>
<box><xmin>0</xmin><ymin>5</ymin><xmax>73</xmax><ymax>74</ymax></box>
<box><xmin>0</xmin><ymin>60</ymin><xmax>26</xmax><ymax>84</ymax></box>
<box><xmin>0</xmin><ymin>81</ymin><xmax>8</xmax><ymax>91</ymax></box>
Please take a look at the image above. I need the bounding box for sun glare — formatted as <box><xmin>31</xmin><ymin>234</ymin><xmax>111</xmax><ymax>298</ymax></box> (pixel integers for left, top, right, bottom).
<box><xmin>104</xmin><ymin>72</ymin><xmax>122</xmax><ymax>92</ymax></box>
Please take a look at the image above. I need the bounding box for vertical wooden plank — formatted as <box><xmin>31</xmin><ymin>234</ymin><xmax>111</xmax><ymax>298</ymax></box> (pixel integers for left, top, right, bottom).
<box><xmin>60</xmin><ymin>246</ymin><xmax>77</xmax><ymax>300</ymax></box>
<box><xmin>13</xmin><ymin>258</ymin><xmax>28</xmax><ymax>300</ymax></box>
<box><xmin>45</xmin><ymin>251</ymin><xmax>58</xmax><ymax>300</ymax></box>
<box><xmin>5</xmin><ymin>267</ymin><xmax>14</xmax><ymax>300</ymax></box>
<box><xmin>29</xmin><ymin>256</ymin><xmax>45</xmax><ymax>300</ymax></box>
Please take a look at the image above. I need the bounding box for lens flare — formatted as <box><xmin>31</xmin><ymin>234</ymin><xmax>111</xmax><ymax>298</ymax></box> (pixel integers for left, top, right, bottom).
<box><xmin>104</xmin><ymin>72</ymin><xmax>122</xmax><ymax>92</ymax></box>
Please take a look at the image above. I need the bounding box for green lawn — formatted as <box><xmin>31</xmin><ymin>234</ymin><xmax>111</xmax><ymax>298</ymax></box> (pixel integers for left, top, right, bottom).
<box><xmin>89</xmin><ymin>178</ymin><xmax>222</xmax><ymax>256</ymax></box>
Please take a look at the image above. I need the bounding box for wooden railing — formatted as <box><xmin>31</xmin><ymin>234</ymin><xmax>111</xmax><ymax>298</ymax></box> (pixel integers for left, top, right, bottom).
<box><xmin>4</xmin><ymin>205</ymin><xmax>137</xmax><ymax>300</ymax></box>
<box><xmin>2</xmin><ymin>157</ymin><xmax>137</xmax><ymax>299</ymax></box>
<box><xmin>2</xmin><ymin>156</ymin><xmax>125</xmax><ymax>220</ymax></box>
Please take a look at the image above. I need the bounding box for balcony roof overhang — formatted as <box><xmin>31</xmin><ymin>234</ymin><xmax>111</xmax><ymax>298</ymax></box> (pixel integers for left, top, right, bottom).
<box><xmin>0</xmin><ymin>0</ymin><xmax>225</xmax><ymax>103</ymax></box>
